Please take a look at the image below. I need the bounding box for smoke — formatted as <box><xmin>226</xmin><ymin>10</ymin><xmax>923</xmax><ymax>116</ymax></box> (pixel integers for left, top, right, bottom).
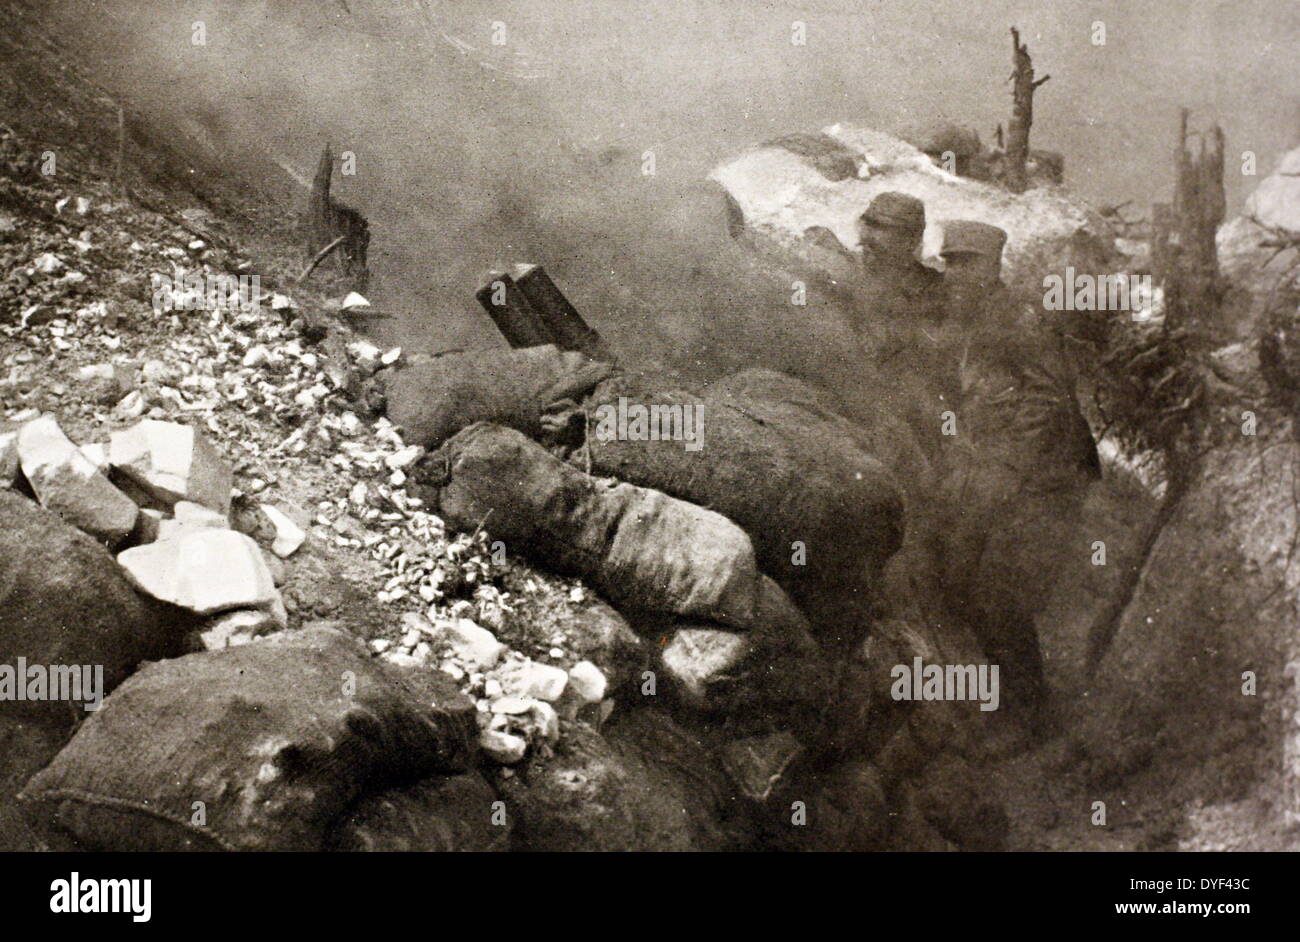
<box><xmin>38</xmin><ymin>0</ymin><xmax>1300</xmax><ymax>397</ymax></box>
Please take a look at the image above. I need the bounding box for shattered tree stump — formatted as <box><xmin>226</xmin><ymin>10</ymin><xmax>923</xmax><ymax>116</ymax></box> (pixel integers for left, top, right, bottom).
<box><xmin>1005</xmin><ymin>27</ymin><xmax>1050</xmax><ymax>194</ymax></box>
<box><xmin>1152</xmin><ymin>110</ymin><xmax>1226</xmax><ymax>329</ymax></box>
<box><xmin>305</xmin><ymin>144</ymin><xmax>371</xmax><ymax>291</ymax></box>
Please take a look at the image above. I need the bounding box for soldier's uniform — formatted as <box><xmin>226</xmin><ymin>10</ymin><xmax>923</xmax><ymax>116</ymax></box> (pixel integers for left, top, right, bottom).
<box><xmin>936</xmin><ymin>221</ymin><xmax>1100</xmax><ymax>488</ymax></box>
<box><xmin>931</xmin><ymin>221</ymin><xmax>1100</xmax><ymax>720</ymax></box>
<box><xmin>853</xmin><ymin>193</ymin><xmax>950</xmax><ymax>468</ymax></box>
<box><xmin>856</xmin><ymin>193</ymin><xmax>946</xmax><ymax>331</ymax></box>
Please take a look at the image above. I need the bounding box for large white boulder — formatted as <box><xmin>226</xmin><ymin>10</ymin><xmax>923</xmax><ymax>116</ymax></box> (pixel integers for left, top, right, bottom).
<box><xmin>117</xmin><ymin>528</ymin><xmax>282</xmax><ymax>617</ymax></box>
<box><xmin>1244</xmin><ymin>145</ymin><xmax>1300</xmax><ymax>233</ymax></box>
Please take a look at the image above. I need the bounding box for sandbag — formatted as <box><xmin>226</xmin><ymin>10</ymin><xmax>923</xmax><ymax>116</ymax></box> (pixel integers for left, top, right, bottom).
<box><xmin>0</xmin><ymin>490</ymin><xmax>195</xmax><ymax>721</ymax></box>
<box><xmin>327</xmin><ymin>771</ymin><xmax>508</xmax><ymax>852</ymax></box>
<box><xmin>496</xmin><ymin>708</ymin><xmax>743</xmax><ymax>851</ymax></box>
<box><xmin>381</xmin><ymin>345</ymin><xmax>613</xmax><ymax>448</ymax></box>
<box><xmin>431</xmin><ymin>423</ymin><xmax>760</xmax><ymax>629</ymax></box>
<box><xmin>578</xmin><ymin>369</ymin><xmax>905</xmax><ymax>593</ymax></box>
<box><xmin>20</xmin><ymin>625</ymin><xmax>476</xmax><ymax>851</ymax></box>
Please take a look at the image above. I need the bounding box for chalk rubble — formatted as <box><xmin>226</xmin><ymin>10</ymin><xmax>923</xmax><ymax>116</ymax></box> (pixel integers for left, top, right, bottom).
<box><xmin>109</xmin><ymin>419</ymin><xmax>233</xmax><ymax>515</ymax></box>
<box><xmin>260</xmin><ymin>502</ymin><xmax>306</xmax><ymax>557</ymax></box>
<box><xmin>433</xmin><ymin>616</ymin><xmax>506</xmax><ymax>671</ymax></box>
<box><xmin>494</xmin><ymin>658</ymin><xmax>569</xmax><ymax>703</ymax></box>
<box><xmin>118</xmin><ymin>528</ymin><xmax>283</xmax><ymax>617</ymax></box>
<box><xmin>479</xmin><ymin>728</ymin><xmax>528</xmax><ymax>765</ymax></box>
<box><xmin>16</xmin><ymin>415</ymin><xmax>138</xmax><ymax>544</ymax></box>
<box><xmin>567</xmin><ymin>660</ymin><xmax>608</xmax><ymax>703</ymax></box>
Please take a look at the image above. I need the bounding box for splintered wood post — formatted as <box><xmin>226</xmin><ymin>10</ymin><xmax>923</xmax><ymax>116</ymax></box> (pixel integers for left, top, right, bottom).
<box><xmin>1157</xmin><ymin>110</ymin><xmax>1225</xmax><ymax>329</ymax></box>
<box><xmin>1006</xmin><ymin>27</ymin><xmax>1050</xmax><ymax>193</ymax></box>
<box><xmin>296</xmin><ymin>235</ymin><xmax>346</xmax><ymax>284</ymax></box>
<box><xmin>307</xmin><ymin>143</ymin><xmax>335</xmax><ymax>258</ymax></box>
<box><xmin>114</xmin><ymin>106</ymin><xmax>125</xmax><ymax>181</ymax></box>
<box><xmin>511</xmin><ymin>264</ymin><xmax>614</xmax><ymax>362</ymax></box>
<box><xmin>475</xmin><ymin>271</ymin><xmax>557</xmax><ymax>348</ymax></box>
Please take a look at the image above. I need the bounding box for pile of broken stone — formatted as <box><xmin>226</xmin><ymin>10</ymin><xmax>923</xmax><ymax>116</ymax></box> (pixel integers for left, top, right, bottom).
<box><xmin>3</xmin><ymin>413</ymin><xmax>294</xmax><ymax>646</ymax></box>
<box><xmin>0</xmin><ymin>397</ymin><xmax>611</xmax><ymax>773</ymax></box>
<box><xmin>0</xmin><ymin>129</ymin><xmax>635</xmax><ymax>793</ymax></box>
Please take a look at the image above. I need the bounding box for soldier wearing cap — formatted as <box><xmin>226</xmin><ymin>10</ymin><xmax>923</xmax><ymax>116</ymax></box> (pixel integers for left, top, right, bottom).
<box><xmin>938</xmin><ymin>220</ymin><xmax>1010</xmax><ymax>324</ymax></box>
<box><xmin>855</xmin><ymin>192</ymin><xmax>946</xmax><ymax>331</ymax></box>
<box><xmin>930</xmin><ymin>219</ymin><xmax>1100</xmax><ymax>722</ymax></box>
<box><xmin>850</xmin><ymin>193</ymin><xmax>950</xmax><ymax>478</ymax></box>
<box><xmin>935</xmin><ymin>217</ymin><xmax>1097</xmax><ymax>482</ymax></box>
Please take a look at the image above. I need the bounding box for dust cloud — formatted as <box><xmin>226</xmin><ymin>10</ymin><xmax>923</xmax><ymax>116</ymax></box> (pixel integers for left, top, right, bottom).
<box><xmin>37</xmin><ymin>0</ymin><xmax>1300</xmax><ymax>397</ymax></box>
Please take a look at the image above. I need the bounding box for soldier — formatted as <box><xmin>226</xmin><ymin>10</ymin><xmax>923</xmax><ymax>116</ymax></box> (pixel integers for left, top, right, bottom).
<box><xmin>855</xmin><ymin>192</ymin><xmax>946</xmax><ymax>330</ymax></box>
<box><xmin>852</xmin><ymin>193</ymin><xmax>949</xmax><ymax>463</ymax></box>
<box><xmin>936</xmin><ymin>221</ymin><xmax>1010</xmax><ymax>325</ymax></box>
<box><xmin>931</xmin><ymin>219</ymin><xmax>1101</xmax><ymax>727</ymax></box>
<box><xmin>937</xmin><ymin>219</ymin><xmax>1100</xmax><ymax>483</ymax></box>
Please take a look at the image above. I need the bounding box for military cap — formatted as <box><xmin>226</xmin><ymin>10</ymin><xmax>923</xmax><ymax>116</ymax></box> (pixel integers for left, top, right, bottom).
<box><xmin>859</xmin><ymin>192</ymin><xmax>927</xmax><ymax>232</ymax></box>
<box><xmin>939</xmin><ymin>220</ymin><xmax>1007</xmax><ymax>260</ymax></box>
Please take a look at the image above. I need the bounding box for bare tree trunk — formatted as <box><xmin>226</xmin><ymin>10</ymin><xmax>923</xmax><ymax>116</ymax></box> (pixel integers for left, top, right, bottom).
<box><xmin>307</xmin><ymin>143</ymin><xmax>334</xmax><ymax>256</ymax></box>
<box><xmin>1005</xmin><ymin>27</ymin><xmax>1050</xmax><ymax>194</ymax></box>
<box><xmin>1155</xmin><ymin>110</ymin><xmax>1225</xmax><ymax>330</ymax></box>
<box><xmin>305</xmin><ymin>143</ymin><xmax>371</xmax><ymax>292</ymax></box>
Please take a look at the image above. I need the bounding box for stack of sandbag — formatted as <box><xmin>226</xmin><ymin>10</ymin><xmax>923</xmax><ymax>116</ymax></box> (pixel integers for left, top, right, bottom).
<box><xmin>20</xmin><ymin>625</ymin><xmax>476</xmax><ymax>851</ymax></box>
<box><xmin>577</xmin><ymin>368</ymin><xmax>906</xmax><ymax>599</ymax></box>
<box><xmin>380</xmin><ymin>345</ymin><xmax>613</xmax><ymax>449</ymax></box>
<box><xmin>427</xmin><ymin>423</ymin><xmax>761</xmax><ymax>630</ymax></box>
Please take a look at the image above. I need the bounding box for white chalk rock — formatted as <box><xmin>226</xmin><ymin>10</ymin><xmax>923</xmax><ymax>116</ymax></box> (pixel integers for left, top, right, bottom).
<box><xmin>479</xmin><ymin>729</ymin><xmax>528</xmax><ymax>765</ymax></box>
<box><xmin>109</xmin><ymin>419</ymin><xmax>233</xmax><ymax>514</ymax></box>
<box><xmin>17</xmin><ymin>415</ymin><xmax>138</xmax><ymax>544</ymax></box>
<box><xmin>495</xmin><ymin>658</ymin><xmax>569</xmax><ymax>703</ymax></box>
<box><xmin>78</xmin><ymin>442</ymin><xmax>110</xmax><ymax>473</ymax></box>
<box><xmin>1245</xmin><ymin>145</ymin><xmax>1300</xmax><ymax>233</ymax></box>
<box><xmin>199</xmin><ymin>608</ymin><xmax>278</xmax><ymax>650</ymax></box>
<box><xmin>118</xmin><ymin>528</ymin><xmax>281</xmax><ymax>617</ymax></box>
<box><xmin>567</xmin><ymin>660</ymin><xmax>608</xmax><ymax>703</ymax></box>
<box><xmin>432</xmin><ymin>616</ymin><xmax>506</xmax><ymax>671</ymax></box>
<box><xmin>260</xmin><ymin>502</ymin><xmax>306</xmax><ymax>557</ymax></box>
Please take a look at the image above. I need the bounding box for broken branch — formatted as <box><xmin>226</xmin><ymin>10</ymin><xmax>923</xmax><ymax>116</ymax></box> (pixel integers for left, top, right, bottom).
<box><xmin>296</xmin><ymin>234</ymin><xmax>346</xmax><ymax>283</ymax></box>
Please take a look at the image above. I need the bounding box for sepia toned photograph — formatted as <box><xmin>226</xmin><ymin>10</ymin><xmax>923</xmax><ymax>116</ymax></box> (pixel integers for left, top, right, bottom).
<box><xmin>0</xmin><ymin>0</ymin><xmax>1294</xmax><ymax>917</ymax></box>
